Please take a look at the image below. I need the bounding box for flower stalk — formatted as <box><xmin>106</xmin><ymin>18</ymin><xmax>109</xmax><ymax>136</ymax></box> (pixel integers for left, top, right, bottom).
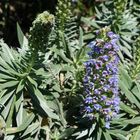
<box><xmin>83</xmin><ymin>27</ymin><xmax>120</xmax><ymax>128</ymax></box>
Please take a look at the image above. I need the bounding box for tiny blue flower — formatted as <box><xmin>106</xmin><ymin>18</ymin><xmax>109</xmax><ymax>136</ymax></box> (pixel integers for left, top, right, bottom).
<box><xmin>112</xmin><ymin>43</ymin><xmax>120</xmax><ymax>51</ymax></box>
<box><xmin>109</xmin><ymin>75</ymin><xmax>119</xmax><ymax>86</ymax></box>
<box><xmin>111</xmin><ymin>88</ymin><xmax>119</xmax><ymax>95</ymax></box>
<box><xmin>93</xmin><ymin>46</ymin><xmax>101</xmax><ymax>54</ymax></box>
<box><xmin>105</xmin><ymin>114</ymin><xmax>111</xmax><ymax>121</ymax></box>
<box><xmin>102</xmin><ymin>55</ymin><xmax>109</xmax><ymax>61</ymax></box>
<box><xmin>103</xmin><ymin>85</ymin><xmax>110</xmax><ymax>92</ymax></box>
<box><xmin>89</xmin><ymin>82</ymin><xmax>94</xmax><ymax>89</ymax></box>
<box><xmin>87</xmin><ymin>114</ymin><xmax>94</xmax><ymax>120</ymax></box>
<box><xmin>85</xmin><ymin>106</ymin><xmax>93</xmax><ymax>113</ymax></box>
<box><xmin>102</xmin><ymin>71</ymin><xmax>109</xmax><ymax>77</ymax></box>
<box><xmin>104</xmin><ymin>43</ymin><xmax>112</xmax><ymax>49</ymax></box>
<box><xmin>113</xmin><ymin>97</ymin><xmax>120</xmax><ymax>106</ymax></box>
<box><xmin>107</xmin><ymin>31</ymin><xmax>115</xmax><ymax>39</ymax></box>
<box><xmin>94</xmin><ymin>89</ymin><xmax>101</xmax><ymax>95</ymax></box>
<box><xmin>85</xmin><ymin>96</ymin><xmax>93</xmax><ymax>104</ymax></box>
<box><xmin>100</xmin><ymin>95</ymin><xmax>107</xmax><ymax>101</ymax></box>
<box><xmin>105</xmin><ymin>121</ymin><xmax>110</xmax><ymax>129</ymax></box>
<box><xmin>114</xmin><ymin>106</ymin><xmax>120</xmax><ymax>113</ymax></box>
<box><xmin>88</xmin><ymin>41</ymin><xmax>96</xmax><ymax>49</ymax></box>
<box><xmin>105</xmin><ymin>100</ymin><xmax>112</xmax><ymax>106</ymax></box>
<box><xmin>83</xmin><ymin>76</ymin><xmax>90</xmax><ymax>84</ymax></box>
<box><xmin>94</xmin><ymin>104</ymin><xmax>102</xmax><ymax>110</ymax></box>
<box><xmin>103</xmin><ymin>108</ymin><xmax>111</xmax><ymax>114</ymax></box>
<box><xmin>85</xmin><ymin>89</ymin><xmax>91</xmax><ymax>94</ymax></box>
<box><xmin>93</xmin><ymin>74</ymin><xmax>100</xmax><ymax>80</ymax></box>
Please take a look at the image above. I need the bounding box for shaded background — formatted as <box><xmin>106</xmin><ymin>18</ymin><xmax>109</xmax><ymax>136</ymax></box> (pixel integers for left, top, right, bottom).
<box><xmin>0</xmin><ymin>0</ymin><xmax>57</xmax><ymax>47</ymax></box>
<box><xmin>3</xmin><ymin>0</ymin><xmax>139</xmax><ymax>47</ymax></box>
<box><xmin>0</xmin><ymin>0</ymin><xmax>103</xmax><ymax>47</ymax></box>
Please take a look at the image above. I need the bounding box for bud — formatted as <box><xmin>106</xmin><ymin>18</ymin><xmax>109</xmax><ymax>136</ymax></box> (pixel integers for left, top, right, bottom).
<box><xmin>29</xmin><ymin>11</ymin><xmax>55</xmax><ymax>51</ymax></box>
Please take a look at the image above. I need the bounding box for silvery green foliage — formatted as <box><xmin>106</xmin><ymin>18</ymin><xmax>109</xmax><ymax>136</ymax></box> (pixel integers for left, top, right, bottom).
<box><xmin>0</xmin><ymin>0</ymin><xmax>140</xmax><ymax>140</ymax></box>
<box><xmin>0</xmin><ymin>1</ymin><xmax>86</xmax><ymax>139</ymax></box>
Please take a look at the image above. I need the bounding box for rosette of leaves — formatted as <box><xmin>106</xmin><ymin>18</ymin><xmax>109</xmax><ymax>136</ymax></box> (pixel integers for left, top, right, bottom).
<box><xmin>0</xmin><ymin>27</ymin><xmax>64</xmax><ymax>139</ymax></box>
<box><xmin>0</xmin><ymin>3</ymin><xmax>87</xmax><ymax>139</ymax></box>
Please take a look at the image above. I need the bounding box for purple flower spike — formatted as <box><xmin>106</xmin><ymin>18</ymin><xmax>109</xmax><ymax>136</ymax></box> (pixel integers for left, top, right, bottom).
<box><xmin>83</xmin><ymin>28</ymin><xmax>120</xmax><ymax>128</ymax></box>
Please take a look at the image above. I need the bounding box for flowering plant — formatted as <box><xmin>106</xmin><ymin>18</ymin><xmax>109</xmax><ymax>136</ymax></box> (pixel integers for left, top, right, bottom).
<box><xmin>0</xmin><ymin>0</ymin><xmax>140</xmax><ymax>140</ymax></box>
<box><xmin>83</xmin><ymin>27</ymin><xmax>120</xmax><ymax>128</ymax></box>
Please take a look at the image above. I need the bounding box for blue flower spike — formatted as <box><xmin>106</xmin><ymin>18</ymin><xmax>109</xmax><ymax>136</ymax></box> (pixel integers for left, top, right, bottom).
<box><xmin>83</xmin><ymin>27</ymin><xmax>120</xmax><ymax>129</ymax></box>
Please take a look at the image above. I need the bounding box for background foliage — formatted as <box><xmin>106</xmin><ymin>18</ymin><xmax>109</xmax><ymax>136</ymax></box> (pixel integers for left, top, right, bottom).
<box><xmin>0</xmin><ymin>0</ymin><xmax>140</xmax><ymax>140</ymax></box>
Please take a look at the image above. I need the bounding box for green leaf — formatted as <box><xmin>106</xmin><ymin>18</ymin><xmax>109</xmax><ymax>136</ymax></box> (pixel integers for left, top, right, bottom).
<box><xmin>59</xmin><ymin>128</ymin><xmax>75</xmax><ymax>139</ymax></box>
<box><xmin>0</xmin><ymin>90</ymin><xmax>15</xmax><ymax>114</ymax></box>
<box><xmin>110</xmin><ymin>132</ymin><xmax>127</xmax><ymax>140</ymax></box>
<box><xmin>76</xmin><ymin>129</ymin><xmax>88</xmax><ymax>139</ymax></box>
<box><xmin>81</xmin><ymin>17</ymin><xmax>100</xmax><ymax>29</ymax></box>
<box><xmin>16</xmin><ymin>80</ymin><xmax>25</xmax><ymax>93</ymax></box>
<box><xmin>59</xmin><ymin>50</ymin><xmax>72</xmax><ymax>63</ymax></box>
<box><xmin>95</xmin><ymin>6</ymin><xmax>102</xmax><ymax>18</ymax></box>
<box><xmin>6</xmin><ymin>114</ymin><xmax>35</xmax><ymax>134</ymax></box>
<box><xmin>121</xmin><ymin>46</ymin><xmax>132</xmax><ymax>59</ymax></box>
<box><xmin>120</xmin><ymin>102</ymin><xmax>138</xmax><ymax>115</ymax></box>
<box><xmin>21</xmin><ymin>122</ymin><xmax>40</xmax><ymax>138</ymax></box>
<box><xmin>97</xmin><ymin>128</ymin><xmax>102</xmax><ymax>140</ymax></box>
<box><xmin>28</xmin><ymin>85</ymin><xmax>59</xmax><ymax>120</ymax></box>
<box><xmin>79</xmin><ymin>27</ymin><xmax>83</xmax><ymax>49</ymax></box>
<box><xmin>123</xmin><ymin>117</ymin><xmax>140</xmax><ymax>125</ymax></box>
<box><xmin>0</xmin><ymin>39</ymin><xmax>14</xmax><ymax>63</ymax></box>
<box><xmin>88</xmin><ymin>123</ymin><xmax>96</xmax><ymax>137</ymax></box>
<box><xmin>59</xmin><ymin>31</ymin><xmax>74</xmax><ymax>60</ymax></box>
<box><xmin>0</xmin><ymin>57</ymin><xmax>19</xmax><ymax>76</ymax></box>
<box><xmin>15</xmin><ymin>92</ymin><xmax>23</xmax><ymax>126</ymax></box>
<box><xmin>0</xmin><ymin>73</ymin><xmax>16</xmax><ymax>80</ymax></box>
<box><xmin>76</xmin><ymin>28</ymin><xmax>85</xmax><ymax>63</ymax></box>
<box><xmin>1</xmin><ymin>94</ymin><xmax>14</xmax><ymax>120</ymax></box>
<box><xmin>103</xmin><ymin>131</ymin><xmax>113</xmax><ymax>140</ymax></box>
<box><xmin>6</xmin><ymin>95</ymin><xmax>16</xmax><ymax>127</ymax></box>
<box><xmin>132</xmin><ymin>82</ymin><xmax>140</xmax><ymax>101</ymax></box>
<box><xmin>27</xmin><ymin>76</ymin><xmax>37</xmax><ymax>88</ymax></box>
<box><xmin>1</xmin><ymin>81</ymin><xmax>19</xmax><ymax>89</ymax></box>
<box><xmin>131</xmin><ymin>126</ymin><xmax>140</xmax><ymax>140</ymax></box>
<box><xmin>119</xmin><ymin>80</ymin><xmax>140</xmax><ymax>108</ymax></box>
<box><xmin>17</xmin><ymin>23</ymin><xmax>28</xmax><ymax>49</ymax></box>
<box><xmin>119</xmin><ymin>67</ymin><xmax>132</xmax><ymax>89</ymax></box>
